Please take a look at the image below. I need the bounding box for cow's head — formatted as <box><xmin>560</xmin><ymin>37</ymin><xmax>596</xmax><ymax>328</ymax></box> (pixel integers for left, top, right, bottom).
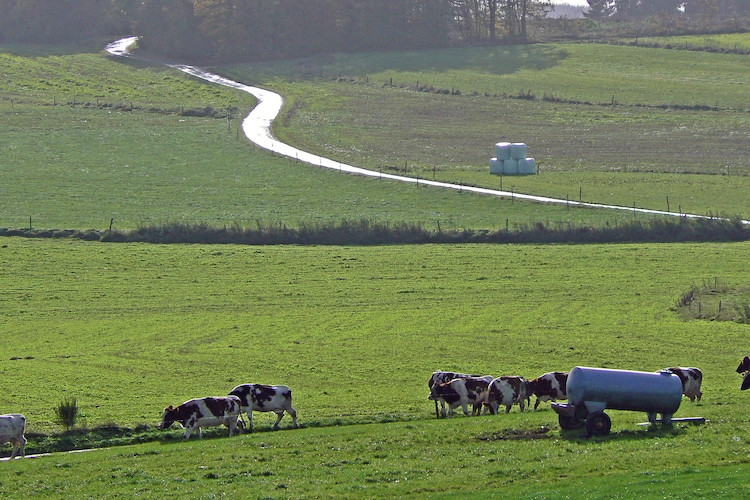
<box><xmin>428</xmin><ymin>383</ymin><xmax>444</xmax><ymax>401</ymax></box>
<box><xmin>159</xmin><ymin>405</ymin><xmax>179</xmax><ymax>430</ymax></box>
<box><xmin>737</xmin><ymin>356</ymin><xmax>750</xmax><ymax>374</ymax></box>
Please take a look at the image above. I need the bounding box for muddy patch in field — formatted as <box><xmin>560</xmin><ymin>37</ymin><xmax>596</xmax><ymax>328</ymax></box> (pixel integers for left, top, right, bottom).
<box><xmin>477</xmin><ymin>426</ymin><xmax>553</xmax><ymax>441</ymax></box>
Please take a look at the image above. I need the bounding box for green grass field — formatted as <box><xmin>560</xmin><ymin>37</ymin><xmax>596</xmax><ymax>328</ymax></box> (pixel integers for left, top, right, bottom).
<box><xmin>223</xmin><ymin>36</ymin><xmax>750</xmax><ymax>218</ymax></box>
<box><xmin>1</xmin><ymin>35</ymin><xmax>750</xmax><ymax>497</ymax></box>
<box><xmin>1</xmin><ymin>238</ymin><xmax>750</xmax><ymax>497</ymax></box>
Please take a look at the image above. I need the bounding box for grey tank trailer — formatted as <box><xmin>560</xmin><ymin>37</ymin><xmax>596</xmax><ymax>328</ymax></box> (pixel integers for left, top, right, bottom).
<box><xmin>552</xmin><ymin>366</ymin><xmax>684</xmax><ymax>436</ymax></box>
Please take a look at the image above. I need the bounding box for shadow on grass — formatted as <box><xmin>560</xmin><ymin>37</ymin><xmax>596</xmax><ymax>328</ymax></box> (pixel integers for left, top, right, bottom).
<box><xmin>273</xmin><ymin>45</ymin><xmax>571</xmax><ymax>82</ymax></box>
<box><xmin>0</xmin><ymin>40</ymin><xmax>106</xmax><ymax>57</ymax></box>
<box><xmin>11</xmin><ymin>412</ymin><xmax>411</xmax><ymax>458</ymax></box>
<box><xmin>559</xmin><ymin>422</ymin><xmax>692</xmax><ymax>443</ymax></box>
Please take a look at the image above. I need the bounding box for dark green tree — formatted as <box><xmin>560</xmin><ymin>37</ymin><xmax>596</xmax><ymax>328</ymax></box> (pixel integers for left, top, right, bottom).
<box><xmin>584</xmin><ymin>0</ymin><xmax>615</xmax><ymax>20</ymax></box>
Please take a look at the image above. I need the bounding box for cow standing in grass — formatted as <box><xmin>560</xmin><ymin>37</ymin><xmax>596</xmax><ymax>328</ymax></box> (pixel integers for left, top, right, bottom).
<box><xmin>428</xmin><ymin>377</ymin><xmax>490</xmax><ymax>418</ymax></box>
<box><xmin>0</xmin><ymin>414</ymin><xmax>26</xmax><ymax>459</ymax></box>
<box><xmin>527</xmin><ymin>371</ymin><xmax>568</xmax><ymax>411</ymax></box>
<box><xmin>229</xmin><ymin>384</ymin><xmax>298</xmax><ymax>432</ymax></box>
<box><xmin>485</xmin><ymin>376</ymin><xmax>529</xmax><ymax>414</ymax></box>
<box><xmin>662</xmin><ymin>367</ymin><xmax>703</xmax><ymax>402</ymax></box>
<box><xmin>737</xmin><ymin>356</ymin><xmax>750</xmax><ymax>390</ymax></box>
<box><xmin>159</xmin><ymin>396</ymin><xmax>242</xmax><ymax>440</ymax></box>
<box><xmin>428</xmin><ymin>371</ymin><xmax>492</xmax><ymax>418</ymax></box>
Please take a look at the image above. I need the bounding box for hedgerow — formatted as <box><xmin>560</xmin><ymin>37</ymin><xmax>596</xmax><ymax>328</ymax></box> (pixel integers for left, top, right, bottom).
<box><xmin>1</xmin><ymin>217</ymin><xmax>747</xmax><ymax>246</ymax></box>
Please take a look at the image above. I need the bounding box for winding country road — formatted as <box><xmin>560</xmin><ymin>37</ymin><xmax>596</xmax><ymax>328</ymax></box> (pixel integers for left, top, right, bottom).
<box><xmin>106</xmin><ymin>37</ymin><xmax>745</xmax><ymax>224</ymax></box>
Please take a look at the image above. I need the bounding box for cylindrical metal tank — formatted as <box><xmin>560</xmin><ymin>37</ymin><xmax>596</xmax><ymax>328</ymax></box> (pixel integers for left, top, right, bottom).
<box><xmin>567</xmin><ymin>366</ymin><xmax>683</xmax><ymax>415</ymax></box>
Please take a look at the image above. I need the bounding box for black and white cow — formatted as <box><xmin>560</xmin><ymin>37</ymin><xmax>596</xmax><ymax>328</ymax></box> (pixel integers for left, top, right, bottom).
<box><xmin>159</xmin><ymin>396</ymin><xmax>242</xmax><ymax>439</ymax></box>
<box><xmin>527</xmin><ymin>371</ymin><xmax>568</xmax><ymax>411</ymax></box>
<box><xmin>229</xmin><ymin>384</ymin><xmax>298</xmax><ymax>432</ymax></box>
<box><xmin>485</xmin><ymin>376</ymin><xmax>529</xmax><ymax>414</ymax></box>
<box><xmin>736</xmin><ymin>356</ymin><xmax>750</xmax><ymax>374</ymax></box>
<box><xmin>662</xmin><ymin>367</ymin><xmax>703</xmax><ymax>402</ymax></box>
<box><xmin>736</xmin><ymin>357</ymin><xmax>750</xmax><ymax>390</ymax></box>
<box><xmin>428</xmin><ymin>371</ymin><xmax>492</xmax><ymax>418</ymax></box>
<box><xmin>0</xmin><ymin>414</ymin><xmax>26</xmax><ymax>459</ymax></box>
<box><xmin>428</xmin><ymin>377</ymin><xmax>490</xmax><ymax>418</ymax></box>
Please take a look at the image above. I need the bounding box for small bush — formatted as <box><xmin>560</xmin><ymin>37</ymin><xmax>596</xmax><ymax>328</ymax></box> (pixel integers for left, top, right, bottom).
<box><xmin>55</xmin><ymin>398</ymin><xmax>80</xmax><ymax>431</ymax></box>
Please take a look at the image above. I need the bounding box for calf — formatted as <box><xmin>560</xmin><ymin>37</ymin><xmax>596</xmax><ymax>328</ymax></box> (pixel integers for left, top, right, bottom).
<box><xmin>0</xmin><ymin>414</ymin><xmax>26</xmax><ymax>459</ymax></box>
<box><xmin>428</xmin><ymin>371</ymin><xmax>492</xmax><ymax>418</ymax></box>
<box><xmin>229</xmin><ymin>384</ymin><xmax>298</xmax><ymax>432</ymax></box>
<box><xmin>736</xmin><ymin>356</ymin><xmax>750</xmax><ymax>374</ymax></box>
<box><xmin>662</xmin><ymin>367</ymin><xmax>703</xmax><ymax>402</ymax></box>
<box><xmin>486</xmin><ymin>376</ymin><xmax>529</xmax><ymax>414</ymax></box>
<box><xmin>159</xmin><ymin>396</ymin><xmax>242</xmax><ymax>440</ymax></box>
<box><xmin>527</xmin><ymin>371</ymin><xmax>568</xmax><ymax>412</ymax></box>
<box><xmin>428</xmin><ymin>377</ymin><xmax>490</xmax><ymax>418</ymax></box>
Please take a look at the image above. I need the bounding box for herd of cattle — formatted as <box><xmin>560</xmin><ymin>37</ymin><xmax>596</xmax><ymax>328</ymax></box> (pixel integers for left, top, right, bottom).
<box><xmin>3</xmin><ymin>359</ymin><xmax>750</xmax><ymax>459</ymax></box>
<box><xmin>427</xmin><ymin>367</ymin><xmax>704</xmax><ymax>419</ymax></box>
<box><xmin>158</xmin><ymin>383</ymin><xmax>299</xmax><ymax>440</ymax></box>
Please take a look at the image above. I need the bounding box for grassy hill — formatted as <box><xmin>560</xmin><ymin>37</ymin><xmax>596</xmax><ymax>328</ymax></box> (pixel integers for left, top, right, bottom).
<box><xmin>223</xmin><ymin>36</ymin><xmax>750</xmax><ymax>219</ymax></box>
<box><xmin>1</xmin><ymin>36</ymin><xmax>749</xmax><ymax>230</ymax></box>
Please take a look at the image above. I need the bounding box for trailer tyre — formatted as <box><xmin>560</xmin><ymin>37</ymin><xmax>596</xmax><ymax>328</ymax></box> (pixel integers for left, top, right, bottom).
<box><xmin>586</xmin><ymin>412</ymin><xmax>611</xmax><ymax>436</ymax></box>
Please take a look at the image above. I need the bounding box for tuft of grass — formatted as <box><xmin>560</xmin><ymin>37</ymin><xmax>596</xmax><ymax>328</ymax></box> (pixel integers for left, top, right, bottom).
<box><xmin>676</xmin><ymin>279</ymin><xmax>750</xmax><ymax>323</ymax></box>
<box><xmin>55</xmin><ymin>398</ymin><xmax>80</xmax><ymax>431</ymax></box>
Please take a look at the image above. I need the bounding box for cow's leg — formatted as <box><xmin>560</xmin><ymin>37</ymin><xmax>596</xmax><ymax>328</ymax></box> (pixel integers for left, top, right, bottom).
<box><xmin>505</xmin><ymin>404</ymin><xmax>512</xmax><ymax>414</ymax></box>
<box><xmin>9</xmin><ymin>440</ymin><xmax>18</xmax><ymax>459</ymax></box>
<box><xmin>273</xmin><ymin>411</ymin><xmax>284</xmax><ymax>429</ymax></box>
<box><xmin>519</xmin><ymin>399</ymin><xmax>526</xmax><ymax>413</ymax></box>
<box><xmin>247</xmin><ymin>409</ymin><xmax>254</xmax><ymax>432</ymax></box>
<box><xmin>227</xmin><ymin>418</ymin><xmax>237</xmax><ymax>436</ymax></box>
<box><xmin>434</xmin><ymin>400</ymin><xmax>440</xmax><ymax>419</ymax></box>
<box><xmin>461</xmin><ymin>403</ymin><xmax>471</xmax><ymax>417</ymax></box>
<box><xmin>288</xmin><ymin>407</ymin><xmax>298</xmax><ymax>428</ymax></box>
<box><xmin>486</xmin><ymin>401</ymin><xmax>496</xmax><ymax>415</ymax></box>
<box><xmin>533</xmin><ymin>397</ymin><xmax>540</xmax><ymax>412</ymax></box>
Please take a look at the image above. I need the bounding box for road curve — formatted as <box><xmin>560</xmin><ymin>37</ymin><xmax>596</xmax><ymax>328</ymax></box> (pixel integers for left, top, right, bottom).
<box><xmin>106</xmin><ymin>38</ymin><xmax>745</xmax><ymax>224</ymax></box>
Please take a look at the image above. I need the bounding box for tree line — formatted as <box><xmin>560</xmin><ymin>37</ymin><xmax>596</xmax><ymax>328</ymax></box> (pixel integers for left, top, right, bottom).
<box><xmin>585</xmin><ymin>0</ymin><xmax>750</xmax><ymax>20</ymax></box>
<box><xmin>0</xmin><ymin>1</ymin><xmax>747</xmax><ymax>62</ymax></box>
<box><xmin>0</xmin><ymin>0</ymin><xmax>553</xmax><ymax>60</ymax></box>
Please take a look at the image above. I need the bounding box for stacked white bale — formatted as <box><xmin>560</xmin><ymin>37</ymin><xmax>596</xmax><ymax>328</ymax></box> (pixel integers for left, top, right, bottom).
<box><xmin>490</xmin><ymin>158</ymin><xmax>503</xmax><ymax>174</ymax></box>
<box><xmin>510</xmin><ymin>143</ymin><xmax>527</xmax><ymax>160</ymax></box>
<box><xmin>495</xmin><ymin>142</ymin><xmax>512</xmax><ymax>160</ymax></box>
<box><xmin>503</xmin><ymin>159</ymin><xmax>519</xmax><ymax>174</ymax></box>
<box><xmin>489</xmin><ymin>142</ymin><xmax>535</xmax><ymax>175</ymax></box>
<box><xmin>518</xmin><ymin>157</ymin><xmax>536</xmax><ymax>175</ymax></box>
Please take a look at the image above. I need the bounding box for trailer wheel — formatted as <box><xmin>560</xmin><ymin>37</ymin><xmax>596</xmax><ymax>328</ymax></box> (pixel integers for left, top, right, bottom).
<box><xmin>559</xmin><ymin>414</ymin><xmax>583</xmax><ymax>430</ymax></box>
<box><xmin>586</xmin><ymin>412</ymin><xmax>611</xmax><ymax>436</ymax></box>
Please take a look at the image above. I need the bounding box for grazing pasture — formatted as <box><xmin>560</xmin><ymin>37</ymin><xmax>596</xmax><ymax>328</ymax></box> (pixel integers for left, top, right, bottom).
<box><xmin>1</xmin><ymin>36</ymin><xmax>750</xmax><ymax>497</ymax></box>
<box><xmin>1</xmin><ymin>39</ymin><xmax>749</xmax><ymax>231</ymax></box>
<box><xmin>223</xmin><ymin>37</ymin><xmax>750</xmax><ymax>217</ymax></box>
<box><xmin>1</xmin><ymin>238</ymin><xmax>750</xmax><ymax>495</ymax></box>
